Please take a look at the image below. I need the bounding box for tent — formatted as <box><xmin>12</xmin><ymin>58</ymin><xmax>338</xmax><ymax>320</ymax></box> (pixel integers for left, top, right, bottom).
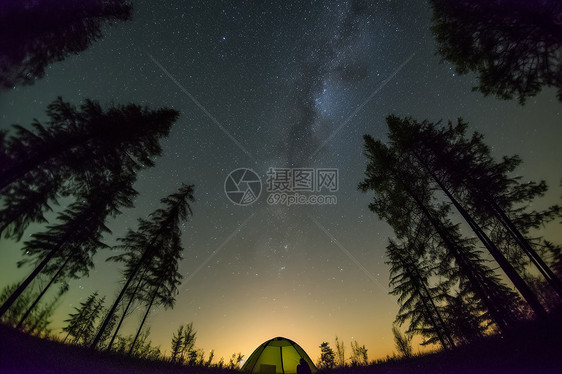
<box><xmin>242</xmin><ymin>337</ymin><xmax>317</xmax><ymax>374</ymax></box>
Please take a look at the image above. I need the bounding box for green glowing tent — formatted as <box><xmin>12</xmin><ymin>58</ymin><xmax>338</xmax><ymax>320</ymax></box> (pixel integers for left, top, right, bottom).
<box><xmin>242</xmin><ymin>337</ymin><xmax>317</xmax><ymax>374</ymax></box>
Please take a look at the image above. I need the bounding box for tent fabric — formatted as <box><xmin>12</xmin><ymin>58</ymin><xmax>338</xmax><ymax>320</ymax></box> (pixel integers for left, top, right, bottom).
<box><xmin>242</xmin><ymin>337</ymin><xmax>317</xmax><ymax>374</ymax></box>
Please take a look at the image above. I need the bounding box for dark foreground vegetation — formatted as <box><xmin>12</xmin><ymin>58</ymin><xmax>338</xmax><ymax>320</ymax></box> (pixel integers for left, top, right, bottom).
<box><xmin>2</xmin><ymin>310</ymin><xmax>562</xmax><ymax>374</ymax></box>
<box><xmin>323</xmin><ymin>310</ymin><xmax>562</xmax><ymax>374</ymax></box>
<box><xmin>0</xmin><ymin>323</ymin><xmax>237</xmax><ymax>374</ymax></box>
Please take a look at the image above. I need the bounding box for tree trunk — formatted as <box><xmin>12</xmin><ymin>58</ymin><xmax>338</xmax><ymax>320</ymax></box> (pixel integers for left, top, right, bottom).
<box><xmin>393</xmin><ymin>171</ymin><xmax>510</xmax><ymax>333</ymax></box>
<box><xmin>90</xmin><ymin>245</ymin><xmax>155</xmax><ymax>349</ymax></box>
<box><xmin>63</xmin><ymin>330</ymin><xmax>72</xmax><ymax>344</ymax></box>
<box><xmin>16</xmin><ymin>254</ymin><xmax>70</xmax><ymax>329</ymax></box>
<box><xmin>405</xmin><ymin>221</ymin><xmax>456</xmax><ymax>348</ymax></box>
<box><xmin>427</xmin><ymin>168</ymin><xmax>547</xmax><ymax>320</ymax></box>
<box><xmin>128</xmin><ymin>281</ymin><xmax>161</xmax><ymax>356</ymax></box>
<box><xmin>402</xmin><ymin>258</ymin><xmax>452</xmax><ymax>350</ymax></box>
<box><xmin>410</xmin><ymin>262</ymin><xmax>456</xmax><ymax>349</ymax></box>
<box><xmin>0</xmin><ymin>242</ymin><xmax>64</xmax><ymax>318</ymax></box>
<box><xmin>106</xmin><ymin>268</ymin><xmax>148</xmax><ymax>351</ymax></box>
<box><xmin>490</xmin><ymin>199</ymin><xmax>562</xmax><ymax>298</ymax></box>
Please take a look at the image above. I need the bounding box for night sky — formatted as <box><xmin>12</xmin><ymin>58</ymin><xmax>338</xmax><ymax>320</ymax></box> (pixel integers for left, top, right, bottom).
<box><xmin>1</xmin><ymin>0</ymin><xmax>561</xmax><ymax>362</ymax></box>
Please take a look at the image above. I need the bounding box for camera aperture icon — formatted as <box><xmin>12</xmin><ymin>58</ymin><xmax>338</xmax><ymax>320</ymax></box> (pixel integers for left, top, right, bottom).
<box><xmin>224</xmin><ymin>168</ymin><xmax>262</xmax><ymax>206</ymax></box>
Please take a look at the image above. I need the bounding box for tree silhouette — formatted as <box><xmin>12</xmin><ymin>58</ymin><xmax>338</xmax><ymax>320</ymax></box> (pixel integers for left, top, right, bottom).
<box><xmin>359</xmin><ymin>135</ymin><xmax>519</xmax><ymax>334</ymax></box>
<box><xmin>25</xmin><ymin>294</ymin><xmax>59</xmax><ymax>336</ymax></box>
<box><xmin>114</xmin><ymin>329</ymin><xmax>162</xmax><ymax>359</ymax></box>
<box><xmin>228</xmin><ymin>353</ymin><xmax>244</xmax><ymax>370</ymax></box>
<box><xmin>90</xmin><ymin>184</ymin><xmax>195</xmax><ymax>349</ymax></box>
<box><xmin>0</xmin><ymin>96</ymin><xmax>179</xmax><ymax>239</ymax></box>
<box><xmin>105</xmin><ymin>265</ymin><xmax>150</xmax><ymax>351</ymax></box>
<box><xmin>105</xmin><ymin>193</ymin><xmax>188</xmax><ymax>352</ymax></box>
<box><xmin>183</xmin><ymin>324</ymin><xmax>199</xmax><ymax>366</ymax></box>
<box><xmin>0</xmin><ymin>283</ymin><xmax>35</xmax><ymax>326</ymax></box>
<box><xmin>350</xmin><ymin>340</ymin><xmax>368</xmax><ymax>366</ymax></box>
<box><xmin>335</xmin><ymin>336</ymin><xmax>345</xmax><ymax>367</ymax></box>
<box><xmin>93</xmin><ymin>308</ymin><xmax>118</xmax><ymax>350</ymax></box>
<box><xmin>0</xmin><ymin>172</ymin><xmax>59</xmax><ymax>241</ymax></box>
<box><xmin>0</xmin><ymin>172</ymin><xmax>136</xmax><ymax>320</ymax></box>
<box><xmin>0</xmin><ymin>0</ymin><xmax>132</xmax><ymax>89</ymax></box>
<box><xmin>0</xmin><ymin>96</ymin><xmax>180</xmax><ymax>320</ymax></box>
<box><xmin>392</xmin><ymin>325</ymin><xmax>413</xmax><ymax>359</ymax></box>
<box><xmin>318</xmin><ymin>342</ymin><xmax>336</xmax><ymax>369</ymax></box>
<box><xmin>205</xmin><ymin>349</ymin><xmax>215</xmax><ymax>367</ymax></box>
<box><xmin>387</xmin><ymin>228</ymin><xmax>455</xmax><ymax>350</ymax></box>
<box><xmin>63</xmin><ymin>292</ymin><xmax>105</xmax><ymax>344</ymax></box>
<box><xmin>0</xmin><ymin>282</ymin><xmax>60</xmax><ymax>334</ymax></box>
<box><xmin>128</xmin><ymin>245</ymin><xmax>183</xmax><ymax>355</ymax></box>
<box><xmin>442</xmin><ymin>291</ymin><xmax>486</xmax><ymax>345</ymax></box>
<box><xmin>386</xmin><ymin>115</ymin><xmax>561</xmax><ymax>305</ymax></box>
<box><xmin>378</xmin><ymin>115</ymin><xmax>549</xmax><ymax>319</ymax></box>
<box><xmin>170</xmin><ymin>323</ymin><xmax>197</xmax><ymax>364</ymax></box>
<box><xmin>430</xmin><ymin>0</ymin><xmax>562</xmax><ymax>103</ymax></box>
<box><xmin>170</xmin><ymin>325</ymin><xmax>185</xmax><ymax>363</ymax></box>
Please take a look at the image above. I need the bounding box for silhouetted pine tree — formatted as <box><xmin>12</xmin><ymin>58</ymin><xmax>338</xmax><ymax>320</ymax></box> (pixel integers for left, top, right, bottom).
<box><xmin>24</xmin><ymin>292</ymin><xmax>62</xmax><ymax>337</ymax></box>
<box><xmin>442</xmin><ymin>291</ymin><xmax>485</xmax><ymax>345</ymax></box>
<box><xmin>0</xmin><ymin>0</ymin><xmax>132</xmax><ymax>89</ymax></box>
<box><xmin>0</xmin><ymin>171</ymin><xmax>59</xmax><ymax>240</ymax></box>
<box><xmin>386</xmin><ymin>115</ymin><xmax>561</xmax><ymax>306</ymax></box>
<box><xmin>318</xmin><ymin>342</ymin><xmax>336</xmax><ymax>369</ymax></box>
<box><xmin>359</xmin><ymin>137</ymin><xmax>518</xmax><ymax>334</ymax></box>
<box><xmin>0</xmin><ymin>172</ymin><xmax>136</xmax><ymax>320</ymax></box>
<box><xmin>438</xmin><ymin>206</ymin><xmax>523</xmax><ymax>332</ymax></box>
<box><xmin>0</xmin><ymin>283</ymin><xmax>34</xmax><ymax>326</ymax></box>
<box><xmin>170</xmin><ymin>323</ymin><xmax>197</xmax><ymax>364</ymax></box>
<box><xmin>392</xmin><ymin>325</ymin><xmax>413</xmax><ymax>359</ymax></box>
<box><xmin>170</xmin><ymin>325</ymin><xmax>185</xmax><ymax>363</ymax></box>
<box><xmin>228</xmin><ymin>353</ymin><xmax>244</xmax><ymax>370</ymax></box>
<box><xmin>430</xmin><ymin>0</ymin><xmax>562</xmax><ymax>103</ymax></box>
<box><xmin>205</xmin><ymin>349</ymin><xmax>215</xmax><ymax>367</ymax></box>
<box><xmin>119</xmin><ymin>329</ymin><xmax>161</xmax><ymax>359</ymax></box>
<box><xmin>0</xmin><ymin>282</ymin><xmax>59</xmax><ymax>334</ymax></box>
<box><xmin>387</xmin><ymin>231</ymin><xmax>455</xmax><ymax>349</ymax></box>
<box><xmin>94</xmin><ymin>308</ymin><xmax>118</xmax><ymax>350</ymax></box>
<box><xmin>350</xmin><ymin>341</ymin><xmax>368</xmax><ymax>366</ymax></box>
<box><xmin>128</xmin><ymin>245</ymin><xmax>183</xmax><ymax>355</ymax></box>
<box><xmin>63</xmin><ymin>292</ymin><xmax>105</xmax><ymax>344</ymax></box>
<box><xmin>90</xmin><ymin>184</ymin><xmax>195</xmax><ymax>349</ymax></box>
<box><xmin>334</xmin><ymin>336</ymin><xmax>345</xmax><ymax>367</ymax></box>
<box><xmin>104</xmin><ymin>269</ymin><xmax>147</xmax><ymax>351</ymax></box>
<box><xmin>105</xmin><ymin>204</ymin><xmax>186</xmax><ymax>352</ymax></box>
<box><xmin>0</xmin><ymin>96</ymin><xmax>179</xmax><ymax>239</ymax></box>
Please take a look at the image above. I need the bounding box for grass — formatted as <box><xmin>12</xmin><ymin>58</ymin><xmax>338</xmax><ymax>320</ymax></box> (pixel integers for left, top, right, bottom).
<box><xmin>322</xmin><ymin>311</ymin><xmax>562</xmax><ymax>374</ymax></box>
<box><xmin>0</xmin><ymin>324</ymin><xmax>237</xmax><ymax>374</ymax></box>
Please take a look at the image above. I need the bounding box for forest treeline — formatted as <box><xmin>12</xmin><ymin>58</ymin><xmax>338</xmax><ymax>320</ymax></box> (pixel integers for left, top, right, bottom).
<box><xmin>1</xmin><ymin>0</ymin><xmax>561</xmax><ymax>368</ymax></box>
<box><xmin>0</xmin><ymin>0</ymin><xmax>245</xmax><ymax>366</ymax></box>
<box><xmin>359</xmin><ymin>116</ymin><xmax>562</xmax><ymax>352</ymax></box>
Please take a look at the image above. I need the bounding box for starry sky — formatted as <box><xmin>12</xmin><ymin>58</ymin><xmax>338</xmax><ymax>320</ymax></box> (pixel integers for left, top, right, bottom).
<box><xmin>1</xmin><ymin>0</ymin><xmax>561</xmax><ymax>363</ymax></box>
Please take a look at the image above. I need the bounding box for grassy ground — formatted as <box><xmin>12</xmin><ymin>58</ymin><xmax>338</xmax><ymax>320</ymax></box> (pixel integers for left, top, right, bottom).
<box><xmin>1</xmin><ymin>313</ymin><xmax>561</xmax><ymax>374</ymax></box>
<box><xmin>323</xmin><ymin>312</ymin><xmax>562</xmax><ymax>374</ymax></box>
<box><xmin>0</xmin><ymin>324</ymin><xmax>235</xmax><ymax>374</ymax></box>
